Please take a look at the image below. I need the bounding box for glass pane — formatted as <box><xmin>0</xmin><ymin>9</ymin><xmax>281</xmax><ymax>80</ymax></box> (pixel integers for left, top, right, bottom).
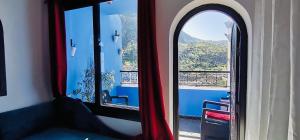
<box><xmin>65</xmin><ymin>7</ymin><xmax>95</xmax><ymax>103</ymax></box>
<box><xmin>177</xmin><ymin>11</ymin><xmax>233</xmax><ymax>139</ymax></box>
<box><xmin>99</xmin><ymin>0</ymin><xmax>138</xmax><ymax>109</ymax></box>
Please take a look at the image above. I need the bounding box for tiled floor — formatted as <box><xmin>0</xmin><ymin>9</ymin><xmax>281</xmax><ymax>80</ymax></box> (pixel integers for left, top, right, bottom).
<box><xmin>179</xmin><ymin>117</ymin><xmax>201</xmax><ymax>140</ymax></box>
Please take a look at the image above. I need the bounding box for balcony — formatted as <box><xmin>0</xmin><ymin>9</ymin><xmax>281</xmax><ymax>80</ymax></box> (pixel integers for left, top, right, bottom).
<box><xmin>118</xmin><ymin>70</ymin><xmax>229</xmax><ymax>109</ymax></box>
<box><xmin>116</xmin><ymin>71</ymin><xmax>230</xmax><ymax>139</ymax></box>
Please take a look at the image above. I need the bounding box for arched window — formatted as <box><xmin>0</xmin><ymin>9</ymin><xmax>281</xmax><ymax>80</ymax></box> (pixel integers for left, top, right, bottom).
<box><xmin>0</xmin><ymin>20</ymin><xmax>7</xmax><ymax>96</ymax></box>
<box><xmin>173</xmin><ymin>4</ymin><xmax>248</xmax><ymax>140</ymax></box>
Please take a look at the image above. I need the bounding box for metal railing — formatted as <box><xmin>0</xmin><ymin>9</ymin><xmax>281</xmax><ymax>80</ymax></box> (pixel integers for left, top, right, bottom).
<box><xmin>179</xmin><ymin>71</ymin><xmax>230</xmax><ymax>87</ymax></box>
<box><xmin>120</xmin><ymin>70</ymin><xmax>230</xmax><ymax>87</ymax></box>
<box><xmin>120</xmin><ymin>70</ymin><xmax>138</xmax><ymax>85</ymax></box>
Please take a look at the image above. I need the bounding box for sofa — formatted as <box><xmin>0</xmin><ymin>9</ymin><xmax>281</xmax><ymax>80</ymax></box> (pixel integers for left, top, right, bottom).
<box><xmin>0</xmin><ymin>97</ymin><xmax>131</xmax><ymax>140</ymax></box>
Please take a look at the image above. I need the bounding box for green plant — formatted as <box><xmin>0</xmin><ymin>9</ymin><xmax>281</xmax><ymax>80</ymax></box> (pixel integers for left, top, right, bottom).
<box><xmin>101</xmin><ymin>71</ymin><xmax>115</xmax><ymax>92</ymax></box>
<box><xmin>71</xmin><ymin>61</ymin><xmax>95</xmax><ymax>103</ymax></box>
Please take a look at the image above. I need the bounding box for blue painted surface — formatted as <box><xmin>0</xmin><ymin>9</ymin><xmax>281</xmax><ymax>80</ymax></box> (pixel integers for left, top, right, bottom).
<box><xmin>65</xmin><ymin>7</ymin><xmax>95</xmax><ymax>100</ymax></box>
<box><xmin>178</xmin><ymin>88</ymin><xmax>228</xmax><ymax>117</ymax></box>
<box><xmin>116</xmin><ymin>86</ymin><xmax>139</xmax><ymax>107</ymax></box>
<box><xmin>116</xmin><ymin>86</ymin><xmax>228</xmax><ymax>117</ymax></box>
<box><xmin>100</xmin><ymin>13</ymin><xmax>123</xmax><ymax>96</ymax></box>
<box><xmin>64</xmin><ymin>0</ymin><xmax>138</xmax><ymax>102</ymax></box>
<box><xmin>100</xmin><ymin>0</ymin><xmax>137</xmax><ymax>15</ymax></box>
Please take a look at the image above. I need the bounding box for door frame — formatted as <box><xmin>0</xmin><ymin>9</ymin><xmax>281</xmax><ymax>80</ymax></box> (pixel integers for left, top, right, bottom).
<box><xmin>173</xmin><ymin>4</ymin><xmax>248</xmax><ymax>140</ymax></box>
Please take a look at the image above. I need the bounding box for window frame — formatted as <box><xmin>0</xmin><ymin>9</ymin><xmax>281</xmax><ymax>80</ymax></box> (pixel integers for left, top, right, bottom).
<box><xmin>172</xmin><ymin>4</ymin><xmax>248</xmax><ymax>140</ymax></box>
<box><xmin>64</xmin><ymin>1</ymin><xmax>140</xmax><ymax>122</ymax></box>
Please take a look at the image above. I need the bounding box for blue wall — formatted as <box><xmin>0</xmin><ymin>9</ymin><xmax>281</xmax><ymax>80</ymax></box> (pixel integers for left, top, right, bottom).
<box><xmin>65</xmin><ymin>7</ymin><xmax>95</xmax><ymax>99</ymax></box>
<box><xmin>99</xmin><ymin>13</ymin><xmax>123</xmax><ymax>96</ymax></box>
<box><xmin>64</xmin><ymin>0</ymin><xmax>140</xmax><ymax>105</ymax></box>
<box><xmin>116</xmin><ymin>86</ymin><xmax>228</xmax><ymax>117</ymax></box>
<box><xmin>65</xmin><ymin>4</ymin><xmax>128</xmax><ymax>97</ymax></box>
<box><xmin>100</xmin><ymin>0</ymin><xmax>137</xmax><ymax>15</ymax></box>
<box><xmin>99</xmin><ymin>0</ymin><xmax>137</xmax><ymax>96</ymax></box>
<box><xmin>116</xmin><ymin>86</ymin><xmax>139</xmax><ymax>107</ymax></box>
<box><xmin>179</xmin><ymin>88</ymin><xmax>228</xmax><ymax>117</ymax></box>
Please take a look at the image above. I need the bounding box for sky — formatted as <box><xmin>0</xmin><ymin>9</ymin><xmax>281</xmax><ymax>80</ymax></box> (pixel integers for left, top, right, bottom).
<box><xmin>182</xmin><ymin>10</ymin><xmax>233</xmax><ymax>41</ymax></box>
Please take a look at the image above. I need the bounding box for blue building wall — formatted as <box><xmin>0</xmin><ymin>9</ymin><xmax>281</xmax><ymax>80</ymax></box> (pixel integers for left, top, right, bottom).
<box><xmin>116</xmin><ymin>86</ymin><xmax>139</xmax><ymax>107</ymax></box>
<box><xmin>99</xmin><ymin>13</ymin><xmax>123</xmax><ymax>96</ymax></box>
<box><xmin>116</xmin><ymin>86</ymin><xmax>228</xmax><ymax>117</ymax></box>
<box><xmin>65</xmin><ymin>7</ymin><xmax>95</xmax><ymax>99</ymax></box>
<box><xmin>100</xmin><ymin>0</ymin><xmax>137</xmax><ymax>15</ymax></box>
<box><xmin>178</xmin><ymin>88</ymin><xmax>228</xmax><ymax>117</ymax></box>
<box><xmin>65</xmin><ymin>6</ymin><xmax>125</xmax><ymax>97</ymax></box>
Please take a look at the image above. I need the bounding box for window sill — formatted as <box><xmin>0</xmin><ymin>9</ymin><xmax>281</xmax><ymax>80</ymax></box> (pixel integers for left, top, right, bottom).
<box><xmin>84</xmin><ymin>102</ymin><xmax>140</xmax><ymax>122</ymax></box>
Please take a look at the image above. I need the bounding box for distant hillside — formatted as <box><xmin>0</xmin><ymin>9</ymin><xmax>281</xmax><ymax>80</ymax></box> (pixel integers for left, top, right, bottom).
<box><xmin>178</xmin><ymin>31</ymin><xmax>229</xmax><ymax>71</ymax></box>
<box><xmin>179</xmin><ymin>31</ymin><xmax>227</xmax><ymax>47</ymax></box>
<box><xmin>120</xmin><ymin>15</ymin><xmax>230</xmax><ymax>71</ymax></box>
<box><xmin>179</xmin><ymin>31</ymin><xmax>201</xmax><ymax>44</ymax></box>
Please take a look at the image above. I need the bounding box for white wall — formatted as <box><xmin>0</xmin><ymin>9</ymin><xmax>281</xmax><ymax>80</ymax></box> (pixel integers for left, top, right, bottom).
<box><xmin>0</xmin><ymin>0</ymin><xmax>52</xmax><ymax>113</ymax></box>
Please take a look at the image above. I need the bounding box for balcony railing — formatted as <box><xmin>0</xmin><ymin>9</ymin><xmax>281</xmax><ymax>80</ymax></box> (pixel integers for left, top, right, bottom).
<box><xmin>120</xmin><ymin>70</ymin><xmax>138</xmax><ymax>85</ymax></box>
<box><xmin>179</xmin><ymin>71</ymin><xmax>230</xmax><ymax>87</ymax></box>
<box><xmin>120</xmin><ymin>70</ymin><xmax>230</xmax><ymax>87</ymax></box>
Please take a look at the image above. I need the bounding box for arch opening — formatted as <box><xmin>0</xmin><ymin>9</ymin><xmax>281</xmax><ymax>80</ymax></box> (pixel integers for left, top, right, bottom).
<box><xmin>171</xmin><ymin>4</ymin><xmax>249</xmax><ymax>140</ymax></box>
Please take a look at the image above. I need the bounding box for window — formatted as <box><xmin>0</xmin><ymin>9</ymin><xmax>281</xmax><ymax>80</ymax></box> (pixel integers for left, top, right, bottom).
<box><xmin>64</xmin><ymin>0</ymin><xmax>139</xmax><ymax>121</ymax></box>
<box><xmin>65</xmin><ymin>7</ymin><xmax>95</xmax><ymax>103</ymax></box>
<box><xmin>99</xmin><ymin>0</ymin><xmax>138</xmax><ymax>109</ymax></box>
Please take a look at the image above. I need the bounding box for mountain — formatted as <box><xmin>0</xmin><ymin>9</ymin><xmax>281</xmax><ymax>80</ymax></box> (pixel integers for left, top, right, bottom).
<box><xmin>179</xmin><ymin>31</ymin><xmax>228</xmax><ymax>47</ymax></box>
<box><xmin>178</xmin><ymin>31</ymin><xmax>229</xmax><ymax>71</ymax></box>
<box><xmin>178</xmin><ymin>31</ymin><xmax>201</xmax><ymax>44</ymax></box>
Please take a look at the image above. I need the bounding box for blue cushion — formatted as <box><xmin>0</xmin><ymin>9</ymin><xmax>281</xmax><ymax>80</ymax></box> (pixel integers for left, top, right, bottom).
<box><xmin>24</xmin><ymin>128</ymin><xmax>119</xmax><ymax>140</ymax></box>
<box><xmin>0</xmin><ymin>102</ymin><xmax>58</xmax><ymax>140</ymax></box>
<box><xmin>0</xmin><ymin>97</ymin><xmax>130</xmax><ymax>140</ymax></box>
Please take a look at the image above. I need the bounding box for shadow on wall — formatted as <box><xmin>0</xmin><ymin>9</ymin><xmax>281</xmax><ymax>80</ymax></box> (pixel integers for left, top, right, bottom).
<box><xmin>0</xmin><ymin>19</ymin><xmax>7</xmax><ymax>97</ymax></box>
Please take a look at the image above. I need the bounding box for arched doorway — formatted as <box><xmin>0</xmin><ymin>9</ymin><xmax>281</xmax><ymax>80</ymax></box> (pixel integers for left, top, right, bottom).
<box><xmin>173</xmin><ymin>4</ymin><xmax>248</xmax><ymax>140</ymax></box>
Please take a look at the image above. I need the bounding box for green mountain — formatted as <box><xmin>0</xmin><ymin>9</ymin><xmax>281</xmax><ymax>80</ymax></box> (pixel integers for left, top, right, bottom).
<box><xmin>178</xmin><ymin>31</ymin><xmax>228</xmax><ymax>71</ymax></box>
<box><xmin>179</xmin><ymin>31</ymin><xmax>201</xmax><ymax>44</ymax></box>
<box><xmin>119</xmin><ymin>14</ymin><xmax>229</xmax><ymax>72</ymax></box>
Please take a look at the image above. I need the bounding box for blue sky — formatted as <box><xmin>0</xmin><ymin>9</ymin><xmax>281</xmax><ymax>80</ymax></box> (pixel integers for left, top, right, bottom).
<box><xmin>182</xmin><ymin>10</ymin><xmax>233</xmax><ymax>41</ymax></box>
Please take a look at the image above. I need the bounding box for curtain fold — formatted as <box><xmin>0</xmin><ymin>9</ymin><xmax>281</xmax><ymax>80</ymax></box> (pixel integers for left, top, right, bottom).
<box><xmin>48</xmin><ymin>0</ymin><xmax>67</xmax><ymax>97</ymax></box>
<box><xmin>137</xmin><ymin>0</ymin><xmax>173</xmax><ymax>139</ymax></box>
<box><xmin>246</xmin><ymin>0</ymin><xmax>300</xmax><ymax>139</ymax></box>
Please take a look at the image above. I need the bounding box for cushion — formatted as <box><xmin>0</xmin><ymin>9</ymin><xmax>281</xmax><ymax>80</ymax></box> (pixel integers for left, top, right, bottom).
<box><xmin>0</xmin><ymin>102</ymin><xmax>58</xmax><ymax>140</ymax></box>
<box><xmin>23</xmin><ymin>128</ymin><xmax>119</xmax><ymax>140</ymax></box>
<box><xmin>0</xmin><ymin>97</ymin><xmax>130</xmax><ymax>140</ymax></box>
<box><xmin>205</xmin><ymin>111</ymin><xmax>230</xmax><ymax>121</ymax></box>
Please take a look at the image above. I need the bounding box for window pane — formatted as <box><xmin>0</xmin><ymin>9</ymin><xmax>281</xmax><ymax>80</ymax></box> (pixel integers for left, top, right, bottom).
<box><xmin>65</xmin><ymin>7</ymin><xmax>95</xmax><ymax>103</ymax></box>
<box><xmin>99</xmin><ymin>0</ymin><xmax>138</xmax><ymax>108</ymax></box>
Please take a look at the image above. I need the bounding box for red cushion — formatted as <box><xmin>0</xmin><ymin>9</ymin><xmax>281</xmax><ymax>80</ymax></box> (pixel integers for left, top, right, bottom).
<box><xmin>205</xmin><ymin>111</ymin><xmax>230</xmax><ymax>121</ymax></box>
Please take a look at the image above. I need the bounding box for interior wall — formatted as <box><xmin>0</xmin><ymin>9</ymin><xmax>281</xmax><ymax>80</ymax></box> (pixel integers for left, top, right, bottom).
<box><xmin>0</xmin><ymin>0</ymin><xmax>52</xmax><ymax>113</ymax></box>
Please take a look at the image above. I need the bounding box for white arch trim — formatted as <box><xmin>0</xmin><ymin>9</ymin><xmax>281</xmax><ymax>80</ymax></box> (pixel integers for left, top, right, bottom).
<box><xmin>168</xmin><ymin>0</ymin><xmax>253</xmax><ymax>133</ymax></box>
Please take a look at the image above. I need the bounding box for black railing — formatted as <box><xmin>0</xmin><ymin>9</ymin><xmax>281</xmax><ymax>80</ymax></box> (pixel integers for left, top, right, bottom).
<box><xmin>120</xmin><ymin>70</ymin><xmax>230</xmax><ymax>87</ymax></box>
<box><xmin>179</xmin><ymin>71</ymin><xmax>230</xmax><ymax>87</ymax></box>
<box><xmin>120</xmin><ymin>70</ymin><xmax>138</xmax><ymax>85</ymax></box>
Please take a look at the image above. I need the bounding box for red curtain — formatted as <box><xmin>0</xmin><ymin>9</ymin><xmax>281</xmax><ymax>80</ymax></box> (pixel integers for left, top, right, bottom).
<box><xmin>137</xmin><ymin>0</ymin><xmax>174</xmax><ymax>139</ymax></box>
<box><xmin>48</xmin><ymin>0</ymin><xmax>67</xmax><ymax>97</ymax></box>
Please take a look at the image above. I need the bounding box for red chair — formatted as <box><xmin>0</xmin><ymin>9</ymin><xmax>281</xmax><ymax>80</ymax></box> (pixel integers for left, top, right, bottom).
<box><xmin>201</xmin><ymin>100</ymin><xmax>230</xmax><ymax>140</ymax></box>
